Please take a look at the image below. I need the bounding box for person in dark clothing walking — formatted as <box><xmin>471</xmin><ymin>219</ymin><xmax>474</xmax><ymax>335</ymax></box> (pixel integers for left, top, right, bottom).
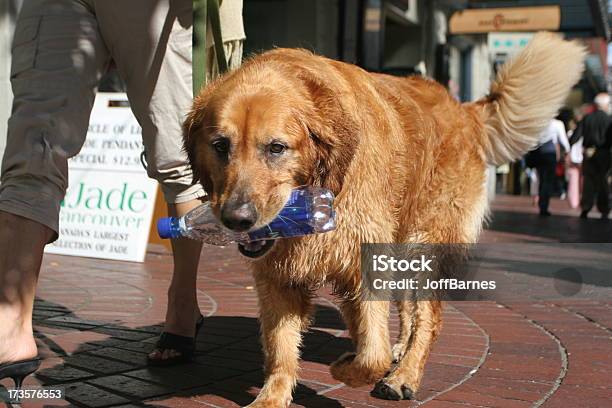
<box><xmin>570</xmin><ymin>93</ymin><xmax>612</xmax><ymax>220</ymax></box>
<box><xmin>536</xmin><ymin>147</ymin><xmax>559</xmax><ymax>216</ymax></box>
<box><xmin>533</xmin><ymin>119</ymin><xmax>569</xmax><ymax>216</ymax></box>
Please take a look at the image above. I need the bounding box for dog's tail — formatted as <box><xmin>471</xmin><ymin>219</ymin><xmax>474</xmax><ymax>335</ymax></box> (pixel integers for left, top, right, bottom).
<box><xmin>475</xmin><ymin>32</ymin><xmax>586</xmax><ymax>166</ymax></box>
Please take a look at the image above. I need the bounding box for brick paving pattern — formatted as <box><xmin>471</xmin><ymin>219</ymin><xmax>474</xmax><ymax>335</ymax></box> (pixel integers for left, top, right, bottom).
<box><xmin>1</xmin><ymin>195</ymin><xmax>611</xmax><ymax>407</ymax></box>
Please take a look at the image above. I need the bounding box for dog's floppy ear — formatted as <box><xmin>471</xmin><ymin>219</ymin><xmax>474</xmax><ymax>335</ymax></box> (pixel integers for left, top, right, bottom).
<box><xmin>182</xmin><ymin>96</ymin><xmax>203</xmax><ymax>185</ymax></box>
<box><xmin>296</xmin><ymin>68</ymin><xmax>358</xmax><ymax>195</ymax></box>
<box><xmin>183</xmin><ymin>94</ymin><xmax>214</xmax><ymax>194</ymax></box>
<box><xmin>183</xmin><ymin>73</ymin><xmax>235</xmax><ymax>193</ymax></box>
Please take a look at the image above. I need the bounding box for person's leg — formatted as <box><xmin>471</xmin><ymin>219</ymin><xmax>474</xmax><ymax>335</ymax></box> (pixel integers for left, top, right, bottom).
<box><xmin>94</xmin><ymin>0</ymin><xmax>206</xmax><ymax>361</ymax></box>
<box><xmin>596</xmin><ymin>177</ymin><xmax>610</xmax><ymax>218</ymax></box>
<box><xmin>206</xmin><ymin>39</ymin><xmax>244</xmax><ymax>83</ymax></box>
<box><xmin>537</xmin><ymin>155</ymin><xmax>554</xmax><ymax>215</ymax></box>
<box><xmin>529</xmin><ymin>169</ymin><xmax>539</xmax><ymax>206</ymax></box>
<box><xmin>581</xmin><ymin>159</ymin><xmax>596</xmax><ymax>217</ymax></box>
<box><xmin>151</xmin><ymin>200</ymin><xmax>204</xmax><ymax>361</ymax></box>
<box><xmin>537</xmin><ymin>165</ymin><xmax>547</xmax><ymax>212</ymax></box>
<box><xmin>0</xmin><ymin>213</ymin><xmax>53</xmax><ymax>364</ymax></box>
<box><xmin>557</xmin><ymin>165</ymin><xmax>567</xmax><ymax>200</ymax></box>
<box><xmin>544</xmin><ymin>154</ymin><xmax>557</xmax><ymax>214</ymax></box>
<box><xmin>595</xmin><ymin>156</ymin><xmax>610</xmax><ymax>218</ymax></box>
<box><xmin>568</xmin><ymin>164</ymin><xmax>582</xmax><ymax>209</ymax></box>
<box><xmin>0</xmin><ymin>0</ymin><xmax>109</xmax><ymax>364</ymax></box>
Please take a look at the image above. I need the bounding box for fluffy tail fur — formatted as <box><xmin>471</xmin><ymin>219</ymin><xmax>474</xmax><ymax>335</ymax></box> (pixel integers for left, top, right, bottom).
<box><xmin>476</xmin><ymin>32</ymin><xmax>586</xmax><ymax>166</ymax></box>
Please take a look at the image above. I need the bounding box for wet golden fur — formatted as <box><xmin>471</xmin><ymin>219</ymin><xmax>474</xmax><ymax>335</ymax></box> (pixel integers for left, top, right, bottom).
<box><xmin>184</xmin><ymin>33</ymin><xmax>585</xmax><ymax>406</ymax></box>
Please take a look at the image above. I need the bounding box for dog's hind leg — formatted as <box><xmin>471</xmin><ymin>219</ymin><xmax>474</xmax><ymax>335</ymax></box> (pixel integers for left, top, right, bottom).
<box><xmin>330</xmin><ymin>298</ymin><xmax>392</xmax><ymax>387</ymax></box>
<box><xmin>372</xmin><ymin>300</ymin><xmax>442</xmax><ymax>400</ymax></box>
<box><xmin>247</xmin><ymin>274</ymin><xmax>313</xmax><ymax>408</ymax></box>
<box><xmin>392</xmin><ymin>300</ymin><xmax>416</xmax><ymax>363</ymax></box>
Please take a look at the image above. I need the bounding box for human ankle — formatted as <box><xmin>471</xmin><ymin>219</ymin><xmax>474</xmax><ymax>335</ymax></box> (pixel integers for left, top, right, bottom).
<box><xmin>167</xmin><ymin>283</ymin><xmax>197</xmax><ymax>307</ymax></box>
<box><xmin>166</xmin><ymin>299</ymin><xmax>199</xmax><ymax>321</ymax></box>
<box><xmin>0</xmin><ymin>304</ymin><xmax>32</xmax><ymax>333</ymax></box>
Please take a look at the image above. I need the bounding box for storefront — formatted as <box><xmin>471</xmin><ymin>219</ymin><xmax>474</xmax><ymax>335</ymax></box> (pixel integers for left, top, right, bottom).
<box><xmin>242</xmin><ymin>0</ymin><xmax>453</xmax><ymax>77</ymax></box>
<box><xmin>445</xmin><ymin>0</ymin><xmax>610</xmax><ymax>195</ymax></box>
<box><xmin>447</xmin><ymin>0</ymin><xmax>610</xmax><ymax>105</ymax></box>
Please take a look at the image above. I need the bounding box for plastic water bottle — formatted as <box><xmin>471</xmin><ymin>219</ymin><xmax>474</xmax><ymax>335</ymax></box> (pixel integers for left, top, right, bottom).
<box><xmin>157</xmin><ymin>187</ymin><xmax>336</xmax><ymax>245</ymax></box>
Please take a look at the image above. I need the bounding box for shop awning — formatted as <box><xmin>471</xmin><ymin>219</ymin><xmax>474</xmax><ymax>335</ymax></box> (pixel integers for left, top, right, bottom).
<box><xmin>450</xmin><ymin>6</ymin><xmax>561</xmax><ymax>34</ymax></box>
<box><xmin>449</xmin><ymin>0</ymin><xmax>610</xmax><ymax>40</ymax></box>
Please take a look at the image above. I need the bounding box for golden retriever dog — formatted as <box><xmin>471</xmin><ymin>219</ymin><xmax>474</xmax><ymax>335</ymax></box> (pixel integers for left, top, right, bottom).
<box><xmin>183</xmin><ymin>33</ymin><xmax>585</xmax><ymax>407</ymax></box>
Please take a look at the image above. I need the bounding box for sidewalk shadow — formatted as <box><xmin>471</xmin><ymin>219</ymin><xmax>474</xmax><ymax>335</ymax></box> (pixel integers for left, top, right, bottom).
<box><xmin>31</xmin><ymin>299</ymin><xmax>351</xmax><ymax>408</ymax></box>
<box><xmin>488</xmin><ymin>210</ymin><xmax>612</xmax><ymax>243</ymax></box>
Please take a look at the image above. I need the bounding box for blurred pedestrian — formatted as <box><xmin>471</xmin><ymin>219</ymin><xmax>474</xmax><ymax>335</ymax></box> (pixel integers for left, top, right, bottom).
<box><xmin>534</xmin><ymin>118</ymin><xmax>569</xmax><ymax>216</ymax></box>
<box><xmin>570</xmin><ymin>93</ymin><xmax>612</xmax><ymax>219</ymax></box>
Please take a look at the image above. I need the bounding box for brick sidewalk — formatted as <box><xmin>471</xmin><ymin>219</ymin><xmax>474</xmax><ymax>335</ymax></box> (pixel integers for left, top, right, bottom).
<box><xmin>1</xmin><ymin>195</ymin><xmax>611</xmax><ymax>408</ymax></box>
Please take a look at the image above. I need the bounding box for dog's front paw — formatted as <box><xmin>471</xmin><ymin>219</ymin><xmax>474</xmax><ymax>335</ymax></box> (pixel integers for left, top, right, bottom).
<box><xmin>330</xmin><ymin>352</ymin><xmax>389</xmax><ymax>388</ymax></box>
<box><xmin>244</xmin><ymin>398</ymin><xmax>289</xmax><ymax>408</ymax></box>
<box><xmin>371</xmin><ymin>379</ymin><xmax>414</xmax><ymax>401</ymax></box>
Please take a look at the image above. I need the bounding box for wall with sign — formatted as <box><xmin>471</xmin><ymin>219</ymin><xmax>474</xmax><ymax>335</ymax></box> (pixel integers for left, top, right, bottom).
<box><xmin>449</xmin><ymin>6</ymin><xmax>561</xmax><ymax>35</ymax></box>
<box><xmin>45</xmin><ymin>93</ymin><xmax>158</xmax><ymax>262</ymax></box>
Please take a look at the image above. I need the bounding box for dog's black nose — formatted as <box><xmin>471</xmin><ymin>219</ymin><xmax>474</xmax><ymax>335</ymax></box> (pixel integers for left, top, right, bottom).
<box><xmin>221</xmin><ymin>202</ymin><xmax>257</xmax><ymax>231</ymax></box>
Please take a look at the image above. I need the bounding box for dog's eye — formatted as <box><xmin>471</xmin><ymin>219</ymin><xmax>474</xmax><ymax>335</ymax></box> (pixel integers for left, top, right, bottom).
<box><xmin>268</xmin><ymin>143</ymin><xmax>287</xmax><ymax>155</ymax></box>
<box><xmin>212</xmin><ymin>139</ymin><xmax>230</xmax><ymax>155</ymax></box>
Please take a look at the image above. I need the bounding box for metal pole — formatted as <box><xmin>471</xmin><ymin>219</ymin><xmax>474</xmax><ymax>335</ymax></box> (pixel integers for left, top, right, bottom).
<box><xmin>193</xmin><ymin>0</ymin><xmax>207</xmax><ymax>96</ymax></box>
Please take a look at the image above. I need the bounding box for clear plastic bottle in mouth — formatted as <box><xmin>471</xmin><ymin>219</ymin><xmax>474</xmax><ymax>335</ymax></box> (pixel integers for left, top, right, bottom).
<box><xmin>157</xmin><ymin>187</ymin><xmax>336</xmax><ymax>246</ymax></box>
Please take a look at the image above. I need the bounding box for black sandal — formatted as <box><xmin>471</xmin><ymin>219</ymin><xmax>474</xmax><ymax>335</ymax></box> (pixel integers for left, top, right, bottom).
<box><xmin>147</xmin><ymin>315</ymin><xmax>204</xmax><ymax>367</ymax></box>
<box><xmin>0</xmin><ymin>358</ymin><xmax>41</xmax><ymax>390</ymax></box>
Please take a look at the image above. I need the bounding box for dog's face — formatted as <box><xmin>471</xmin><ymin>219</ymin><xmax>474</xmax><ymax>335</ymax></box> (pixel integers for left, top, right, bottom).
<box><xmin>184</xmin><ymin>53</ymin><xmax>357</xmax><ymax>258</ymax></box>
<box><xmin>186</xmin><ymin>88</ymin><xmax>314</xmax><ymax>257</ymax></box>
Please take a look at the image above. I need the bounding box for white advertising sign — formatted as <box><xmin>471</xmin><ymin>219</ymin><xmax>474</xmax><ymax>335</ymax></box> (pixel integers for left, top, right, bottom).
<box><xmin>45</xmin><ymin>93</ymin><xmax>158</xmax><ymax>262</ymax></box>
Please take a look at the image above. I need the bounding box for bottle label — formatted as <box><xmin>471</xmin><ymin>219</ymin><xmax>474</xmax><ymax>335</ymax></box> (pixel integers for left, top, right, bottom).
<box><xmin>247</xmin><ymin>189</ymin><xmax>315</xmax><ymax>241</ymax></box>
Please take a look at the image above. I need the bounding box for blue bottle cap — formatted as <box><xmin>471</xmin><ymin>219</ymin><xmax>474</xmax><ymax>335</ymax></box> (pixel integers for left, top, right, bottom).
<box><xmin>157</xmin><ymin>217</ymin><xmax>176</xmax><ymax>239</ymax></box>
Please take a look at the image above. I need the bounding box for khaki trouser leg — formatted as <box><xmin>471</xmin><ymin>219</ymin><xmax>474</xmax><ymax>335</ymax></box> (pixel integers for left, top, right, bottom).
<box><xmin>94</xmin><ymin>0</ymin><xmax>205</xmax><ymax>205</ymax></box>
<box><xmin>206</xmin><ymin>39</ymin><xmax>244</xmax><ymax>83</ymax></box>
<box><xmin>0</xmin><ymin>0</ymin><xmax>110</xmax><ymax>241</ymax></box>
